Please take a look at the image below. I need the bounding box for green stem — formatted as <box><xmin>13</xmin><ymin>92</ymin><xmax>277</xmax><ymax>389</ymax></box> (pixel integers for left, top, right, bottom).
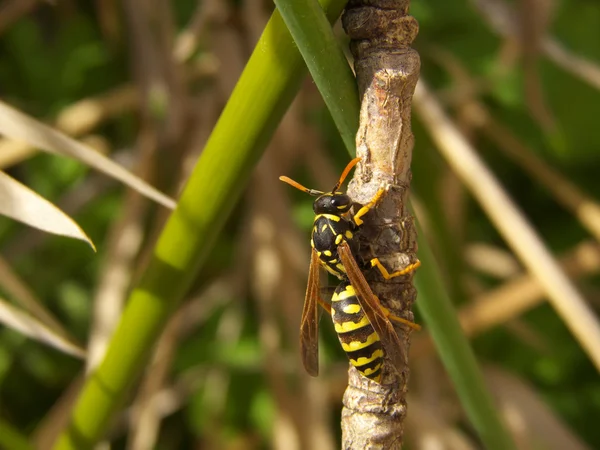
<box><xmin>52</xmin><ymin>1</ymin><xmax>348</xmax><ymax>449</ymax></box>
<box><xmin>274</xmin><ymin>0</ymin><xmax>360</xmax><ymax>152</ymax></box>
<box><xmin>414</xmin><ymin>217</ymin><xmax>516</xmax><ymax>450</ymax></box>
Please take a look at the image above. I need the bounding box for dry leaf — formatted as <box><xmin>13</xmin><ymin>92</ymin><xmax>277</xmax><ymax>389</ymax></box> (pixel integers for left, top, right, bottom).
<box><xmin>0</xmin><ymin>99</ymin><xmax>176</xmax><ymax>209</ymax></box>
<box><xmin>0</xmin><ymin>296</ymin><xmax>86</xmax><ymax>358</ymax></box>
<box><xmin>0</xmin><ymin>170</ymin><xmax>95</xmax><ymax>249</ymax></box>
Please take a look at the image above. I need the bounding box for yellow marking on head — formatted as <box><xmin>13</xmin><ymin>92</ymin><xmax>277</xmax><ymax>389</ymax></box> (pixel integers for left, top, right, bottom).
<box><xmin>341</xmin><ymin>332</ymin><xmax>379</xmax><ymax>351</ymax></box>
<box><xmin>335</xmin><ymin>234</ymin><xmax>343</xmax><ymax>245</ymax></box>
<box><xmin>360</xmin><ymin>363</ymin><xmax>383</xmax><ymax>376</ymax></box>
<box><xmin>337</xmin><ymin>205</ymin><xmax>347</xmax><ymax>210</ymax></box>
<box><xmin>345</xmin><ymin>230</ymin><xmax>353</xmax><ymax>239</ymax></box>
<box><xmin>334</xmin><ymin>315</ymin><xmax>370</xmax><ymax>332</ymax></box>
<box><xmin>321</xmin><ymin>214</ymin><xmax>341</xmax><ymax>222</ymax></box>
<box><xmin>310</xmin><ymin>238</ymin><xmax>314</xmax><ymax>248</ymax></box>
<box><xmin>321</xmin><ymin>224</ymin><xmax>328</xmax><ymax>232</ymax></box>
<box><xmin>330</xmin><ymin>259</ymin><xmax>337</xmax><ymax>264</ymax></box>
<box><xmin>342</xmin><ymin>303</ymin><xmax>361</xmax><ymax>314</ymax></box>
<box><xmin>317</xmin><ymin>251</ymin><xmax>322</xmax><ymax>257</ymax></box>
<box><xmin>323</xmin><ymin>250</ymin><xmax>332</xmax><ymax>257</ymax></box>
<box><xmin>350</xmin><ymin>349</ymin><xmax>383</xmax><ymax>366</ymax></box>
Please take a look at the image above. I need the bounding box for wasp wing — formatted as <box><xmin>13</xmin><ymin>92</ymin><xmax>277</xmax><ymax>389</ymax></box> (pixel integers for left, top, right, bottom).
<box><xmin>300</xmin><ymin>248</ymin><xmax>321</xmax><ymax>376</ymax></box>
<box><xmin>337</xmin><ymin>241</ymin><xmax>406</xmax><ymax>371</ymax></box>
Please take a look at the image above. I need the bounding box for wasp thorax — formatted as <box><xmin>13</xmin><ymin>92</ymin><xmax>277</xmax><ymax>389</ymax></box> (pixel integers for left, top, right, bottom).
<box><xmin>313</xmin><ymin>193</ymin><xmax>352</xmax><ymax>214</ymax></box>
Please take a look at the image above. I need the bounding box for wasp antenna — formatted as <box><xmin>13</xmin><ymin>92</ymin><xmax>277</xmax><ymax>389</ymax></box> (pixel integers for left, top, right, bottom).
<box><xmin>332</xmin><ymin>157</ymin><xmax>361</xmax><ymax>192</ymax></box>
<box><xmin>279</xmin><ymin>176</ymin><xmax>324</xmax><ymax>196</ymax></box>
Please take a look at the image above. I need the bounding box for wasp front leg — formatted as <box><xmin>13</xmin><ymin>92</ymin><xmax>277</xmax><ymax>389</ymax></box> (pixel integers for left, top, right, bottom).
<box><xmin>352</xmin><ymin>187</ymin><xmax>387</xmax><ymax>226</ymax></box>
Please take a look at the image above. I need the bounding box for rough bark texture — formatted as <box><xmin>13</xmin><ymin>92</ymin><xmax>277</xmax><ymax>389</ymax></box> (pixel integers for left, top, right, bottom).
<box><xmin>341</xmin><ymin>1</ymin><xmax>420</xmax><ymax>448</ymax></box>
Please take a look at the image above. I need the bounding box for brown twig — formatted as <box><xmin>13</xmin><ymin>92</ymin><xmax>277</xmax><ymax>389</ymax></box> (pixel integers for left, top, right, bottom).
<box><xmin>342</xmin><ymin>1</ymin><xmax>421</xmax><ymax>448</ymax></box>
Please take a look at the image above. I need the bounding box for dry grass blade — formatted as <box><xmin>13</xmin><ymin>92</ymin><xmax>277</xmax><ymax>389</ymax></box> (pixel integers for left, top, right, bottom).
<box><xmin>0</xmin><ymin>87</ymin><xmax>138</xmax><ymax>169</ymax></box>
<box><xmin>463</xmin><ymin>241</ymin><xmax>600</xmax><ymax>337</ymax></box>
<box><xmin>2</xmin><ymin>166</ymin><xmax>117</xmax><ymax>260</ymax></box>
<box><xmin>0</xmin><ymin>99</ymin><xmax>175</xmax><ymax>209</ymax></box>
<box><xmin>426</xmin><ymin>47</ymin><xmax>600</xmax><ymax>247</ymax></box>
<box><xmin>484</xmin><ymin>366</ymin><xmax>592</xmax><ymax>450</ymax></box>
<box><xmin>462</xmin><ymin>101</ymin><xmax>600</xmax><ymax>244</ymax></box>
<box><xmin>472</xmin><ymin>0</ymin><xmax>600</xmax><ymax>92</ymax></box>
<box><xmin>414</xmin><ymin>80</ymin><xmax>600</xmax><ymax>373</ymax></box>
<box><xmin>0</xmin><ymin>255</ymin><xmax>75</xmax><ymax>340</ymax></box>
<box><xmin>0</xmin><ymin>170</ymin><xmax>94</xmax><ymax>248</ymax></box>
<box><xmin>127</xmin><ymin>315</ymin><xmax>179</xmax><ymax>450</ymax></box>
<box><xmin>0</xmin><ymin>296</ymin><xmax>86</xmax><ymax>358</ymax></box>
<box><xmin>405</xmin><ymin>396</ymin><xmax>478</xmax><ymax>450</ymax></box>
<box><xmin>414</xmin><ymin>240</ymin><xmax>600</xmax><ymax>355</ymax></box>
<box><xmin>542</xmin><ymin>39</ymin><xmax>600</xmax><ymax>91</ymax></box>
<box><xmin>465</xmin><ymin>243</ymin><xmax>521</xmax><ymax>279</ymax></box>
<box><xmin>86</xmin><ymin>193</ymin><xmax>145</xmax><ymax>371</ymax></box>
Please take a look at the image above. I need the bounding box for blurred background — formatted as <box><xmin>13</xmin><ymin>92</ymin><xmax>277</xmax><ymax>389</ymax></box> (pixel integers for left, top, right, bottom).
<box><xmin>0</xmin><ymin>0</ymin><xmax>599</xmax><ymax>449</ymax></box>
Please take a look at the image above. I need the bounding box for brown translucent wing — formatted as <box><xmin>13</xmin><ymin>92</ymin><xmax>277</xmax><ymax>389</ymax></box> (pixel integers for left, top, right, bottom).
<box><xmin>337</xmin><ymin>241</ymin><xmax>406</xmax><ymax>371</ymax></box>
<box><xmin>300</xmin><ymin>248</ymin><xmax>321</xmax><ymax>376</ymax></box>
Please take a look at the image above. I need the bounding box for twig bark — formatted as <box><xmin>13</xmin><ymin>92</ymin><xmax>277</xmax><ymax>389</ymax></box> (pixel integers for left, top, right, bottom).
<box><xmin>342</xmin><ymin>1</ymin><xmax>420</xmax><ymax>448</ymax></box>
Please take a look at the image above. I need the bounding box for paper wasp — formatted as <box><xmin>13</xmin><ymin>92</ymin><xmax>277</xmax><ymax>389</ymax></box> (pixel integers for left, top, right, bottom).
<box><xmin>280</xmin><ymin>158</ymin><xmax>421</xmax><ymax>383</ymax></box>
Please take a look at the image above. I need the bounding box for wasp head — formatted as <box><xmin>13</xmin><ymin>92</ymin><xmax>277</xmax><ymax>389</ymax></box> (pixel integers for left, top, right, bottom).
<box><xmin>313</xmin><ymin>192</ymin><xmax>352</xmax><ymax>214</ymax></box>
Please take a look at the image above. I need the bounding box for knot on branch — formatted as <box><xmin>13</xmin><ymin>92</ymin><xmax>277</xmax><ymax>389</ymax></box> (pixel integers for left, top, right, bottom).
<box><xmin>342</xmin><ymin>5</ymin><xmax>418</xmax><ymax>57</ymax></box>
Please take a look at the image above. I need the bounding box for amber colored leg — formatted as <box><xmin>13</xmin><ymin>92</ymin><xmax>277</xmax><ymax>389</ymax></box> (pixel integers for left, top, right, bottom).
<box><xmin>353</xmin><ymin>187</ymin><xmax>386</xmax><ymax>226</ymax></box>
<box><xmin>371</xmin><ymin>258</ymin><xmax>421</xmax><ymax>279</ymax></box>
<box><xmin>378</xmin><ymin>303</ymin><xmax>421</xmax><ymax>331</ymax></box>
<box><xmin>317</xmin><ymin>298</ymin><xmax>332</xmax><ymax>314</ymax></box>
<box><xmin>387</xmin><ymin>311</ymin><xmax>421</xmax><ymax>331</ymax></box>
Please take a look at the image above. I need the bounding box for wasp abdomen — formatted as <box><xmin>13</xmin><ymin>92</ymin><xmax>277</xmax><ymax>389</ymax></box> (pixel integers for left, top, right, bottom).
<box><xmin>331</xmin><ymin>281</ymin><xmax>383</xmax><ymax>383</ymax></box>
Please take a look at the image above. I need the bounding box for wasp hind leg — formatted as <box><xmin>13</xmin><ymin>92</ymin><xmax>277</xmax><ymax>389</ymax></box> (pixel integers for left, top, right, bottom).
<box><xmin>378</xmin><ymin>301</ymin><xmax>421</xmax><ymax>331</ymax></box>
<box><xmin>371</xmin><ymin>259</ymin><xmax>422</xmax><ymax>331</ymax></box>
<box><xmin>386</xmin><ymin>310</ymin><xmax>421</xmax><ymax>331</ymax></box>
<box><xmin>317</xmin><ymin>297</ymin><xmax>332</xmax><ymax>314</ymax></box>
<box><xmin>370</xmin><ymin>257</ymin><xmax>421</xmax><ymax>279</ymax></box>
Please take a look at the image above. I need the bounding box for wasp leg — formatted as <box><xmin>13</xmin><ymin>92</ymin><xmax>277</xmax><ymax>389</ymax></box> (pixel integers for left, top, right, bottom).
<box><xmin>370</xmin><ymin>257</ymin><xmax>421</xmax><ymax>279</ymax></box>
<box><xmin>379</xmin><ymin>303</ymin><xmax>421</xmax><ymax>331</ymax></box>
<box><xmin>353</xmin><ymin>187</ymin><xmax>386</xmax><ymax>226</ymax></box>
<box><xmin>317</xmin><ymin>297</ymin><xmax>332</xmax><ymax>314</ymax></box>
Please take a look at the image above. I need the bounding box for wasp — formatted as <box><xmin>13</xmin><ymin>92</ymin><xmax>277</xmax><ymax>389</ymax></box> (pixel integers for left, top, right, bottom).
<box><xmin>280</xmin><ymin>158</ymin><xmax>421</xmax><ymax>383</ymax></box>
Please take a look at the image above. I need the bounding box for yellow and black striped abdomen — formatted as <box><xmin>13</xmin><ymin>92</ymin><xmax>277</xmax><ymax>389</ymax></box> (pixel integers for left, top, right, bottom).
<box><xmin>331</xmin><ymin>281</ymin><xmax>383</xmax><ymax>383</ymax></box>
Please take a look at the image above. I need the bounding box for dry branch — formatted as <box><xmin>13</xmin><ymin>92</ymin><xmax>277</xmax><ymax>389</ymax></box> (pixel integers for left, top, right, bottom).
<box><xmin>342</xmin><ymin>1</ymin><xmax>420</xmax><ymax>448</ymax></box>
